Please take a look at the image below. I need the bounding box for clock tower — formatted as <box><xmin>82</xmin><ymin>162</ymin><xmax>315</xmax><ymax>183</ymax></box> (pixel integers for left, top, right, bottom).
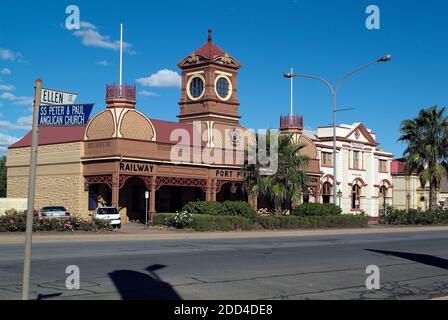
<box><xmin>177</xmin><ymin>29</ymin><xmax>241</xmax><ymax>124</ymax></box>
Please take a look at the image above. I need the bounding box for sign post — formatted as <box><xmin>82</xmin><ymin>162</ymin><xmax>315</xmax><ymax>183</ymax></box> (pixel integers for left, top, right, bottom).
<box><xmin>41</xmin><ymin>88</ymin><xmax>77</xmax><ymax>106</ymax></box>
<box><xmin>22</xmin><ymin>79</ymin><xmax>43</xmax><ymax>300</ymax></box>
<box><xmin>145</xmin><ymin>191</ymin><xmax>150</xmax><ymax>228</ymax></box>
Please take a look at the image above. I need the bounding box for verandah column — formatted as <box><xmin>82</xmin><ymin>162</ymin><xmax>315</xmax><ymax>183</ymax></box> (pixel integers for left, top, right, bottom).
<box><xmin>149</xmin><ymin>176</ymin><xmax>156</xmax><ymax>214</ymax></box>
<box><xmin>211</xmin><ymin>179</ymin><xmax>217</xmax><ymax>201</ymax></box>
<box><xmin>111</xmin><ymin>172</ymin><xmax>119</xmax><ymax>208</ymax></box>
<box><xmin>206</xmin><ymin>179</ymin><xmax>212</xmax><ymax>201</ymax></box>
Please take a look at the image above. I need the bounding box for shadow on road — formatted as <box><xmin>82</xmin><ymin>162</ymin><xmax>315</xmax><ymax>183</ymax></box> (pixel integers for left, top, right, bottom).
<box><xmin>109</xmin><ymin>264</ymin><xmax>182</xmax><ymax>300</ymax></box>
<box><xmin>366</xmin><ymin>249</ymin><xmax>448</xmax><ymax>270</ymax></box>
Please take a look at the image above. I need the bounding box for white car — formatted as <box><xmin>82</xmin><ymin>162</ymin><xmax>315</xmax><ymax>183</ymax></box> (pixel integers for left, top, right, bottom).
<box><xmin>39</xmin><ymin>206</ymin><xmax>70</xmax><ymax>219</ymax></box>
<box><xmin>92</xmin><ymin>207</ymin><xmax>121</xmax><ymax>229</ymax></box>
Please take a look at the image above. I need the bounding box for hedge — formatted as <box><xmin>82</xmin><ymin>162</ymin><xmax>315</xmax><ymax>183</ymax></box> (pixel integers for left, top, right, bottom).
<box><xmin>153</xmin><ymin>213</ymin><xmax>368</xmax><ymax>231</ymax></box>
<box><xmin>182</xmin><ymin>201</ymin><xmax>255</xmax><ymax>218</ymax></box>
<box><xmin>292</xmin><ymin>203</ymin><xmax>342</xmax><ymax>217</ymax></box>
<box><xmin>0</xmin><ymin>213</ymin><xmax>113</xmax><ymax>232</ymax></box>
<box><xmin>380</xmin><ymin>207</ymin><xmax>448</xmax><ymax>225</ymax></box>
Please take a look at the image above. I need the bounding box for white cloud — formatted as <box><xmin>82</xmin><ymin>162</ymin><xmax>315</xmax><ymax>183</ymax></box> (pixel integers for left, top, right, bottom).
<box><xmin>0</xmin><ymin>92</ymin><xmax>33</xmax><ymax>106</ymax></box>
<box><xmin>0</xmin><ymin>85</ymin><xmax>15</xmax><ymax>91</ymax></box>
<box><xmin>136</xmin><ymin>69</ymin><xmax>181</xmax><ymax>88</ymax></box>
<box><xmin>0</xmin><ymin>132</ymin><xmax>20</xmax><ymax>154</ymax></box>
<box><xmin>96</xmin><ymin>60</ymin><xmax>108</xmax><ymax>66</ymax></box>
<box><xmin>0</xmin><ymin>115</ymin><xmax>32</xmax><ymax>131</ymax></box>
<box><xmin>73</xmin><ymin>21</ymin><xmax>136</xmax><ymax>54</ymax></box>
<box><xmin>0</xmin><ymin>68</ymin><xmax>11</xmax><ymax>75</ymax></box>
<box><xmin>138</xmin><ymin>90</ymin><xmax>159</xmax><ymax>97</ymax></box>
<box><xmin>0</xmin><ymin>48</ymin><xmax>23</xmax><ymax>62</ymax></box>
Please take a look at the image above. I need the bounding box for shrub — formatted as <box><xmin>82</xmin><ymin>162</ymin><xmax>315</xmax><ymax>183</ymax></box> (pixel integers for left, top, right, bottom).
<box><xmin>379</xmin><ymin>205</ymin><xmax>448</xmax><ymax>225</ymax></box>
<box><xmin>0</xmin><ymin>213</ymin><xmax>112</xmax><ymax>232</ymax></box>
<box><xmin>293</xmin><ymin>203</ymin><xmax>342</xmax><ymax>217</ymax></box>
<box><xmin>166</xmin><ymin>210</ymin><xmax>193</xmax><ymax>229</ymax></box>
<box><xmin>256</xmin><ymin>214</ymin><xmax>367</xmax><ymax>230</ymax></box>
<box><xmin>153</xmin><ymin>213</ymin><xmax>175</xmax><ymax>226</ymax></box>
<box><xmin>221</xmin><ymin>201</ymin><xmax>256</xmax><ymax>219</ymax></box>
<box><xmin>182</xmin><ymin>201</ymin><xmax>224</xmax><ymax>215</ymax></box>
<box><xmin>190</xmin><ymin>215</ymin><xmax>255</xmax><ymax>232</ymax></box>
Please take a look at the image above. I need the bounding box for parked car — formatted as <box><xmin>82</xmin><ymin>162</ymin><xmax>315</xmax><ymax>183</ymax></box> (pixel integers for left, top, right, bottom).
<box><xmin>92</xmin><ymin>207</ymin><xmax>121</xmax><ymax>229</ymax></box>
<box><xmin>39</xmin><ymin>206</ymin><xmax>70</xmax><ymax>219</ymax></box>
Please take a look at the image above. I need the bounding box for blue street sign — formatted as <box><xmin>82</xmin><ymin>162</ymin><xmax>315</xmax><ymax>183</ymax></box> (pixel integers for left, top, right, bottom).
<box><xmin>38</xmin><ymin>103</ymin><xmax>94</xmax><ymax>126</ymax></box>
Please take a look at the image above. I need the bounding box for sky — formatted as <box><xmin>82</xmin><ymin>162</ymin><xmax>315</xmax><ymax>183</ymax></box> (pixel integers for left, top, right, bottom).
<box><xmin>0</xmin><ymin>0</ymin><xmax>447</xmax><ymax>156</ymax></box>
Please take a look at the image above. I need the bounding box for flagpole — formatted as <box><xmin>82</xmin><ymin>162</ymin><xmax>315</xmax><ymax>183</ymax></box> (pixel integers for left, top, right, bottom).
<box><xmin>119</xmin><ymin>23</ymin><xmax>123</xmax><ymax>95</ymax></box>
<box><xmin>290</xmin><ymin>67</ymin><xmax>293</xmax><ymax>117</ymax></box>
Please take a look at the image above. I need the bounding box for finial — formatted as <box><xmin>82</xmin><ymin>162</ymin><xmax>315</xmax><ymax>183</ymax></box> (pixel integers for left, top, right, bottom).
<box><xmin>208</xmin><ymin>28</ymin><xmax>212</xmax><ymax>42</ymax></box>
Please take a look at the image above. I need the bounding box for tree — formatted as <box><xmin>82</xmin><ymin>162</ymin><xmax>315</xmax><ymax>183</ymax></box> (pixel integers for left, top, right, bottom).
<box><xmin>398</xmin><ymin>106</ymin><xmax>448</xmax><ymax>210</ymax></box>
<box><xmin>244</xmin><ymin>131</ymin><xmax>309</xmax><ymax>212</ymax></box>
<box><xmin>0</xmin><ymin>156</ymin><xmax>6</xmax><ymax>198</ymax></box>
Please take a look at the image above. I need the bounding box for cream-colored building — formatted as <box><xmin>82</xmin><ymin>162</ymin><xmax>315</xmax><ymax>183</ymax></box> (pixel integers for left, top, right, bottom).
<box><xmin>304</xmin><ymin>123</ymin><xmax>394</xmax><ymax>217</ymax></box>
<box><xmin>391</xmin><ymin>159</ymin><xmax>448</xmax><ymax>210</ymax></box>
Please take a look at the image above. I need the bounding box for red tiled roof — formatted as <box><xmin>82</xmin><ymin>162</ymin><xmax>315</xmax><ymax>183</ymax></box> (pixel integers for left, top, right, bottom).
<box><xmin>194</xmin><ymin>40</ymin><xmax>225</xmax><ymax>60</ymax></box>
<box><xmin>150</xmin><ymin>119</ymin><xmax>204</xmax><ymax>145</ymax></box>
<box><xmin>9</xmin><ymin>126</ymin><xmax>87</xmax><ymax>149</ymax></box>
<box><xmin>391</xmin><ymin>159</ymin><xmax>406</xmax><ymax>175</ymax></box>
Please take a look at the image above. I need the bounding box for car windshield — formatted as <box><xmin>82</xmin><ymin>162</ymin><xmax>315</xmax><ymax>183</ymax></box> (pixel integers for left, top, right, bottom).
<box><xmin>97</xmin><ymin>208</ymin><xmax>118</xmax><ymax>215</ymax></box>
<box><xmin>43</xmin><ymin>207</ymin><xmax>66</xmax><ymax>212</ymax></box>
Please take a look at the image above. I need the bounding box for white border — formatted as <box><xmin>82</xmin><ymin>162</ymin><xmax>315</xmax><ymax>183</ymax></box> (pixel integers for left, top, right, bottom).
<box><xmin>186</xmin><ymin>74</ymin><xmax>205</xmax><ymax>101</ymax></box>
<box><xmin>214</xmin><ymin>75</ymin><xmax>233</xmax><ymax>101</ymax></box>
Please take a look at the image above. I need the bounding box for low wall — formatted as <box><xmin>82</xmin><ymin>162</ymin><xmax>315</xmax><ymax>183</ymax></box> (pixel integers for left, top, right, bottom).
<box><xmin>0</xmin><ymin>198</ymin><xmax>28</xmax><ymax>216</ymax></box>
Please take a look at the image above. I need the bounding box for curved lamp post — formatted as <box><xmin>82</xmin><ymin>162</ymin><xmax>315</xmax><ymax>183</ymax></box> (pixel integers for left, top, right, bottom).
<box><xmin>283</xmin><ymin>55</ymin><xmax>392</xmax><ymax>206</ymax></box>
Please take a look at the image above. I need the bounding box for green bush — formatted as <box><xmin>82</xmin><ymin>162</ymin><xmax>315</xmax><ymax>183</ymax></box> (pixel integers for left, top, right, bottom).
<box><xmin>153</xmin><ymin>213</ymin><xmax>175</xmax><ymax>226</ymax></box>
<box><xmin>292</xmin><ymin>203</ymin><xmax>342</xmax><ymax>217</ymax></box>
<box><xmin>379</xmin><ymin>205</ymin><xmax>448</xmax><ymax>225</ymax></box>
<box><xmin>191</xmin><ymin>215</ymin><xmax>255</xmax><ymax>232</ymax></box>
<box><xmin>152</xmin><ymin>212</ymin><xmax>367</xmax><ymax>231</ymax></box>
<box><xmin>182</xmin><ymin>201</ymin><xmax>224</xmax><ymax>215</ymax></box>
<box><xmin>221</xmin><ymin>201</ymin><xmax>256</xmax><ymax>218</ymax></box>
<box><xmin>0</xmin><ymin>213</ymin><xmax>112</xmax><ymax>232</ymax></box>
<box><xmin>256</xmin><ymin>214</ymin><xmax>367</xmax><ymax>230</ymax></box>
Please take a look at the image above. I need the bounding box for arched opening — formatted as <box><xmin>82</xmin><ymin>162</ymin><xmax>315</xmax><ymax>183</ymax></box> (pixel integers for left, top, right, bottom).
<box><xmin>322</xmin><ymin>182</ymin><xmax>332</xmax><ymax>204</ymax></box>
<box><xmin>88</xmin><ymin>184</ymin><xmax>112</xmax><ymax>211</ymax></box>
<box><xmin>379</xmin><ymin>185</ymin><xmax>388</xmax><ymax>213</ymax></box>
<box><xmin>120</xmin><ymin>177</ymin><xmax>148</xmax><ymax>223</ymax></box>
<box><xmin>351</xmin><ymin>184</ymin><xmax>361</xmax><ymax>210</ymax></box>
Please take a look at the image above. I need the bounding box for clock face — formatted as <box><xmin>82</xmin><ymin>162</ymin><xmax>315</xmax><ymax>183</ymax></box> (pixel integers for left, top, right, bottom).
<box><xmin>187</xmin><ymin>76</ymin><xmax>205</xmax><ymax>100</ymax></box>
<box><xmin>215</xmin><ymin>75</ymin><xmax>232</xmax><ymax>101</ymax></box>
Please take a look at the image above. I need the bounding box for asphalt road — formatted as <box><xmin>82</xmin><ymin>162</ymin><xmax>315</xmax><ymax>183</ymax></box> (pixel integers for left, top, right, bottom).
<box><xmin>1</xmin><ymin>229</ymin><xmax>448</xmax><ymax>300</ymax></box>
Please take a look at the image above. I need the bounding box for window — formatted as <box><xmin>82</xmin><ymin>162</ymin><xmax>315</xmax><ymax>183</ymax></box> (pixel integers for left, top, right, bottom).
<box><xmin>379</xmin><ymin>186</ymin><xmax>388</xmax><ymax>211</ymax></box>
<box><xmin>216</xmin><ymin>77</ymin><xmax>230</xmax><ymax>99</ymax></box>
<box><xmin>322</xmin><ymin>152</ymin><xmax>333</xmax><ymax>167</ymax></box>
<box><xmin>379</xmin><ymin>160</ymin><xmax>388</xmax><ymax>173</ymax></box>
<box><xmin>353</xmin><ymin>151</ymin><xmax>361</xmax><ymax>170</ymax></box>
<box><xmin>187</xmin><ymin>76</ymin><xmax>204</xmax><ymax>99</ymax></box>
<box><xmin>351</xmin><ymin>185</ymin><xmax>361</xmax><ymax>210</ymax></box>
<box><xmin>322</xmin><ymin>182</ymin><xmax>332</xmax><ymax>203</ymax></box>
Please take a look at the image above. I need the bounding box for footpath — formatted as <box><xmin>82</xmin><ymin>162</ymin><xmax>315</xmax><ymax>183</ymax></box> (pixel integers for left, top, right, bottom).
<box><xmin>1</xmin><ymin>224</ymin><xmax>448</xmax><ymax>244</ymax></box>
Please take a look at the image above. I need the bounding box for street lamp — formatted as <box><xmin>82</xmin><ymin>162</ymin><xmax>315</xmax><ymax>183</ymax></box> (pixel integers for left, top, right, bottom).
<box><xmin>337</xmin><ymin>189</ymin><xmax>343</xmax><ymax>207</ymax></box>
<box><xmin>283</xmin><ymin>54</ymin><xmax>392</xmax><ymax>206</ymax></box>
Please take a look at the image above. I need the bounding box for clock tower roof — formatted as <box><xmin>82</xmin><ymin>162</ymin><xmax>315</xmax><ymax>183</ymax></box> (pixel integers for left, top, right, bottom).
<box><xmin>177</xmin><ymin>29</ymin><xmax>241</xmax><ymax>69</ymax></box>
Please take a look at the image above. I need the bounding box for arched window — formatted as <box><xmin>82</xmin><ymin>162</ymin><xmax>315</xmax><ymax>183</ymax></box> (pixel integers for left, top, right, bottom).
<box><xmin>379</xmin><ymin>186</ymin><xmax>388</xmax><ymax>212</ymax></box>
<box><xmin>322</xmin><ymin>182</ymin><xmax>332</xmax><ymax>204</ymax></box>
<box><xmin>351</xmin><ymin>185</ymin><xmax>361</xmax><ymax>210</ymax></box>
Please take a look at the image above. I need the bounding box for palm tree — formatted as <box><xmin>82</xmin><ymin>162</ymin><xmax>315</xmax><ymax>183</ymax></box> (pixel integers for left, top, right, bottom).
<box><xmin>244</xmin><ymin>130</ymin><xmax>309</xmax><ymax>212</ymax></box>
<box><xmin>398</xmin><ymin>106</ymin><xmax>448</xmax><ymax>210</ymax></box>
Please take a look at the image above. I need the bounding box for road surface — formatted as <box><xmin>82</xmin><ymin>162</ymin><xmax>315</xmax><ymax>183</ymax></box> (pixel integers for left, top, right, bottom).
<box><xmin>0</xmin><ymin>229</ymin><xmax>447</xmax><ymax>300</ymax></box>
